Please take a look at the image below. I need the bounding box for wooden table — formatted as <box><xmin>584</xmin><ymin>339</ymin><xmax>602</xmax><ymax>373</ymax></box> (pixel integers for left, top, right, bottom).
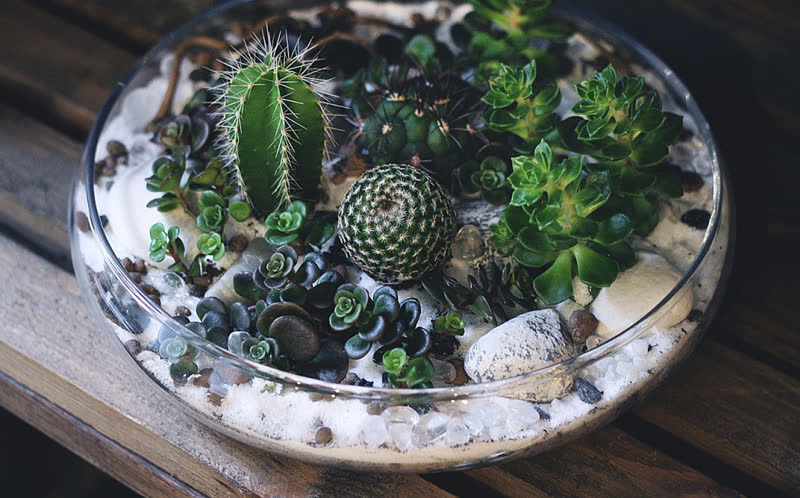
<box><xmin>0</xmin><ymin>0</ymin><xmax>798</xmax><ymax>495</ymax></box>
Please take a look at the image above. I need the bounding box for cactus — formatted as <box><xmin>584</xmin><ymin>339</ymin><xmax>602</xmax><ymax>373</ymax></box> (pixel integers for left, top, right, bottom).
<box><xmin>216</xmin><ymin>34</ymin><xmax>333</xmax><ymax>216</ymax></box>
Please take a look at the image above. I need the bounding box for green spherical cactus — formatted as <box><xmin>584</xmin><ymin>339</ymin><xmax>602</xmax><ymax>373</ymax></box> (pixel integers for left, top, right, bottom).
<box><xmin>338</xmin><ymin>164</ymin><xmax>456</xmax><ymax>283</ymax></box>
<box><xmin>216</xmin><ymin>35</ymin><xmax>333</xmax><ymax>215</ymax></box>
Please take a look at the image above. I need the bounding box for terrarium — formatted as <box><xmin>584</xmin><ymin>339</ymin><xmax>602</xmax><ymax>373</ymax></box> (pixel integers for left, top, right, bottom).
<box><xmin>70</xmin><ymin>0</ymin><xmax>732</xmax><ymax>473</ymax></box>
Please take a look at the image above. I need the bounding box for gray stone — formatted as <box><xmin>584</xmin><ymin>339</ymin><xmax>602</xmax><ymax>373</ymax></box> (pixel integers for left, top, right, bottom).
<box><xmin>464</xmin><ymin>309</ymin><xmax>577</xmax><ymax>402</ymax></box>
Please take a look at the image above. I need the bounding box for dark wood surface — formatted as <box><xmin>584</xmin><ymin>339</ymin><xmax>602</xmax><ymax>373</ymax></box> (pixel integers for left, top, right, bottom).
<box><xmin>0</xmin><ymin>0</ymin><xmax>798</xmax><ymax>496</ymax></box>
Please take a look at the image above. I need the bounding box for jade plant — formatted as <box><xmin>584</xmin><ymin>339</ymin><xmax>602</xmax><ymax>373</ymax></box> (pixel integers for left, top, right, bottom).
<box><xmin>489</xmin><ymin>139</ymin><xmax>639</xmax><ymax>304</ymax></box>
<box><xmin>148</xmin><ymin>223</ymin><xmax>204</xmax><ymax>275</ymax></box>
<box><xmin>433</xmin><ymin>312</ymin><xmax>466</xmax><ymax>336</ymax></box>
<box><xmin>382</xmin><ymin>347</ymin><xmax>435</xmax><ymax>389</ymax></box>
<box><xmin>216</xmin><ymin>34</ymin><xmax>333</xmax><ymax>216</ymax></box>
<box><xmin>482</xmin><ymin>60</ymin><xmax>561</xmax><ymax>145</ymax></box>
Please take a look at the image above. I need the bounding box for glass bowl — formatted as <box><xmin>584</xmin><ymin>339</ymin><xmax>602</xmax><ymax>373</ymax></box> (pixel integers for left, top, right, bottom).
<box><xmin>70</xmin><ymin>0</ymin><xmax>733</xmax><ymax>473</ymax></box>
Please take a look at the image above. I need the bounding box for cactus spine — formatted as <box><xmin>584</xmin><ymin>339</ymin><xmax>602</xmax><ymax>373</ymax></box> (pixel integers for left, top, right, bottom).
<box><xmin>217</xmin><ymin>35</ymin><xmax>333</xmax><ymax>215</ymax></box>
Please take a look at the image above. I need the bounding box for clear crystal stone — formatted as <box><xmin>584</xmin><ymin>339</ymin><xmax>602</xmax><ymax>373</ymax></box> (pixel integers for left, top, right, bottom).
<box><xmin>459</xmin><ymin>412</ymin><xmax>485</xmax><ymax>436</ymax></box>
<box><xmin>412</xmin><ymin>412</ymin><xmax>449</xmax><ymax>447</ymax></box>
<box><xmin>381</xmin><ymin>406</ymin><xmax>420</xmax><ymax>427</ymax></box>
<box><xmin>389</xmin><ymin>423</ymin><xmax>414</xmax><ymax>451</ymax></box>
<box><xmin>360</xmin><ymin>415</ymin><xmax>388</xmax><ymax>448</ymax></box>
<box><xmin>445</xmin><ymin>418</ymin><xmax>471</xmax><ymax>446</ymax></box>
<box><xmin>468</xmin><ymin>399</ymin><xmax>506</xmax><ymax>429</ymax></box>
<box><xmin>452</xmin><ymin>224</ymin><xmax>484</xmax><ymax>262</ymax></box>
<box><xmin>585</xmin><ymin>334</ymin><xmax>603</xmax><ymax>349</ymax></box>
<box><xmin>506</xmin><ymin>401</ymin><xmax>540</xmax><ymax>433</ymax></box>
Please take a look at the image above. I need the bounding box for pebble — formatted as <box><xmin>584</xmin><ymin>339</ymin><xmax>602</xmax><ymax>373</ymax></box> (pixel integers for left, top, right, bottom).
<box><xmin>382</xmin><ymin>406</ymin><xmax>420</xmax><ymax>427</ymax></box>
<box><xmin>680</xmin><ymin>209</ymin><xmax>711</xmax><ymax>230</ymax></box>
<box><xmin>123</xmin><ymin>339</ymin><xmax>141</xmax><ymax>356</ymax></box>
<box><xmin>534</xmin><ymin>407</ymin><xmax>550</xmax><ymax>421</ymax></box>
<box><xmin>680</xmin><ymin>170</ymin><xmax>704</xmax><ymax>193</ymax></box>
<box><xmin>227</xmin><ymin>234</ymin><xmax>249</xmax><ymax>253</ymax></box>
<box><xmin>192</xmin><ymin>368</ymin><xmax>213</xmax><ymax>388</ymax></box>
<box><xmin>140</xmin><ymin>284</ymin><xmax>160</xmax><ymax>296</ymax></box>
<box><xmin>449</xmin><ymin>359</ymin><xmax>469</xmax><ymax>386</ymax></box>
<box><xmin>367</xmin><ymin>401</ymin><xmax>388</xmax><ymax>415</ymax></box>
<box><xmin>687</xmin><ymin>309</ymin><xmax>703</xmax><ymax>322</ymax></box>
<box><xmin>585</xmin><ymin>335</ymin><xmax>603</xmax><ymax>349</ymax></box>
<box><xmin>445</xmin><ymin>418</ymin><xmax>471</xmax><ymax>446</ymax></box>
<box><xmin>121</xmin><ymin>257</ymin><xmax>134</xmax><ymax>272</ymax></box>
<box><xmin>574</xmin><ymin>377</ymin><xmax>603</xmax><ymax>404</ymax></box>
<box><xmin>315</xmin><ymin>426</ymin><xmax>333</xmax><ymax>445</ymax></box>
<box><xmin>451</xmin><ymin>224</ymin><xmax>484</xmax><ymax>262</ymax></box>
<box><xmin>388</xmin><ymin>423</ymin><xmax>414</xmax><ymax>451</ymax></box>
<box><xmin>591</xmin><ymin>252</ymin><xmax>693</xmax><ymax>338</ymax></box>
<box><xmin>106</xmin><ymin>140</ymin><xmax>128</xmax><ymax>158</ymax></box>
<box><xmin>464</xmin><ymin>309</ymin><xmax>577</xmax><ymax>402</ymax></box>
<box><xmin>568</xmin><ymin>309</ymin><xmax>598</xmax><ymax>343</ymax></box>
<box><xmin>174</xmin><ymin>305</ymin><xmax>192</xmax><ymax>317</ymax></box>
<box><xmin>75</xmin><ymin>211</ymin><xmax>90</xmax><ymax>233</ymax></box>
<box><xmin>133</xmin><ymin>258</ymin><xmax>146</xmax><ymax>274</ymax></box>
<box><xmin>192</xmin><ymin>276</ymin><xmax>213</xmax><ymax>287</ymax></box>
<box><xmin>412</xmin><ymin>412</ymin><xmax>449</xmax><ymax>447</ymax></box>
<box><xmin>360</xmin><ymin>416</ymin><xmax>388</xmax><ymax>447</ymax></box>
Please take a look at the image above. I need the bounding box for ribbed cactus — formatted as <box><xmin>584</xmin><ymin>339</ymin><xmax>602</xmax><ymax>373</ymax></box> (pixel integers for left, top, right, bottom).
<box><xmin>216</xmin><ymin>35</ymin><xmax>333</xmax><ymax>215</ymax></box>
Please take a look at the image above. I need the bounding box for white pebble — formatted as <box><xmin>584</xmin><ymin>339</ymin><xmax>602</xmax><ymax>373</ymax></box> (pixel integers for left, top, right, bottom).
<box><xmin>626</xmin><ymin>339</ymin><xmax>649</xmax><ymax>357</ymax></box>
<box><xmin>388</xmin><ymin>423</ymin><xmax>414</xmax><ymax>451</ymax></box>
<box><xmin>360</xmin><ymin>415</ymin><xmax>388</xmax><ymax>448</ymax></box>
<box><xmin>445</xmin><ymin>418</ymin><xmax>471</xmax><ymax>446</ymax></box>
<box><xmin>412</xmin><ymin>412</ymin><xmax>449</xmax><ymax>447</ymax></box>
<box><xmin>382</xmin><ymin>406</ymin><xmax>420</xmax><ymax>426</ymax></box>
<box><xmin>459</xmin><ymin>412</ymin><xmax>485</xmax><ymax>436</ymax></box>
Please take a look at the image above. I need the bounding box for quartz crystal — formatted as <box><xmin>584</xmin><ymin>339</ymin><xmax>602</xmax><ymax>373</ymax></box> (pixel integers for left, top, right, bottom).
<box><xmin>459</xmin><ymin>412</ymin><xmax>485</xmax><ymax>436</ymax></box>
<box><xmin>382</xmin><ymin>406</ymin><xmax>420</xmax><ymax>426</ymax></box>
<box><xmin>389</xmin><ymin>423</ymin><xmax>414</xmax><ymax>451</ymax></box>
<box><xmin>360</xmin><ymin>415</ymin><xmax>388</xmax><ymax>447</ymax></box>
<box><xmin>506</xmin><ymin>401</ymin><xmax>540</xmax><ymax>433</ymax></box>
<box><xmin>451</xmin><ymin>225</ymin><xmax>484</xmax><ymax>262</ymax></box>
<box><xmin>412</xmin><ymin>412</ymin><xmax>449</xmax><ymax>447</ymax></box>
<box><xmin>445</xmin><ymin>418</ymin><xmax>471</xmax><ymax>446</ymax></box>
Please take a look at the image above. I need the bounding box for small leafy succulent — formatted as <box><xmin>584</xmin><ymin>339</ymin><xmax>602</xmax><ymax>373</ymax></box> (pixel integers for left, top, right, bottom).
<box><xmin>256</xmin><ymin>245</ymin><xmax>298</xmax><ymax>289</ymax></box>
<box><xmin>197</xmin><ymin>232</ymin><xmax>225</xmax><ymax>261</ymax></box>
<box><xmin>264</xmin><ymin>200</ymin><xmax>334</xmax><ymax>249</ymax></box>
<box><xmin>329</xmin><ymin>284</ymin><xmax>369</xmax><ymax>331</ymax></box>
<box><xmin>149</xmin><ymin>223</ymin><xmax>190</xmax><ymax>273</ymax></box>
<box><xmin>145</xmin><ymin>156</ymin><xmax>189</xmax><ymax>213</ymax></box>
<box><xmin>153</xmin><ymin>88</ymin><xmax>213</xmax><ymax>158</ymax></box>
<box><xmin>382</xmin><ymin>347</ymin><xmax>435</xmax><ymax>389</ymax></box>
<box><xmin>457</xmin><ymin>144</ymin><xmax>512</xmax><ymax>205</ymax></box>
<box><xmin>196</xmin><ymin>191</ymin><xmax>227</xmax><ymax>233</ymax></box>
<box><xmin>556</xmin><ymin>65</ymin><xmax>684</xmax><ymax>202</ymax></box>
<box><xmin>491</xmin><ymin>140</ymin><xmax>638</xmax><ymax>304</ymax></box>
<box><xmin>468</xmin><ymin>0</ymin><xmax>571</xmax><ymax>40</ymax></box>
<box><xmin>421</xmin><ymin>271</ymin><xmax>495</xmax><ymax>323</ymax></box>
<box><xmin>433</xmin><ymin>312</ymin><xmax>466</xmax><ymax>336</ymax></box>
<box><xmin>242</xmin><ymin>337</ymin><xmax>280</xmax><ymax>365</ymax></box>
<box><xmin>482</xmin><ymin>60</ymin><xmax>561</xmax><ymax>144</ymax></box>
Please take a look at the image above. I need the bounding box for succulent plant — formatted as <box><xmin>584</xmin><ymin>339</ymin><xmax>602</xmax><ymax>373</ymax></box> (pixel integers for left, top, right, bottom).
<box><xmin>490</xmin><ymin>139</ymin><xmax>639</xmax><ymax>304</ymax></box>
<box><xmin>482</xmin><ymin>60</ymin><xmax>561</xmax><ymax>145</ymax></box>
<box><xmin>152</xmin><ymin>88</ymin><xmax>213</xmax><ymax>158</ymax></box>
<box><xmin>216</xmin><ymin>34</ymin><xmax>334</xmax><ymax>216</ymax></box>
<box><xmin>338</xmin><ymin>164</ymin><xmax>456</xmax><ymax>283</ymax></box>
<box><xmin>433</xmin><ymin>311</ymin><xmax>466</xmax><ymax>336</ymax></box>
<box><xmin>264</xmin><ymin>200</ymin><xmax>335</xmax><ymax>249</ymax></box>
<box><xmin>457</xmin><ymin>143</ymin><xmax>512</xmax><ymax>205</ymax></box>
<box><xmin>145</xmin><ymin>156</ymin><xmax>189</xmax><ymax>213</ymax></box>
<box><xmin>421</xmin><ymin>271</ymin><xmax>495</xmax><ymax>322</ymax></box>
<box><xmin>382</xmin><ymin>347</ymin><xmax>435</xmax><ymax>388</ymax></box>
<box><xmin>197</xmin><ymin>232</ymin><xmax>225</xmax><ymax>261</ymax></box>
<box><xmin>346</xmin><ymin>51</ymin><xmax>481</xmax><ymax>177</ymax></box>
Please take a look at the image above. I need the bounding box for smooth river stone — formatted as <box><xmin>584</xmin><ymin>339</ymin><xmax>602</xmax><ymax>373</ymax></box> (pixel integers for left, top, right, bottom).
<box><xmin>464</xmin><ymin>309</ymin><xmax>578</xmax><ymax>402</ymax></box>
<box><xmin>591</xmin><ymin>252</ymin><xmax>694</xmax><ymax>338</ymax></box>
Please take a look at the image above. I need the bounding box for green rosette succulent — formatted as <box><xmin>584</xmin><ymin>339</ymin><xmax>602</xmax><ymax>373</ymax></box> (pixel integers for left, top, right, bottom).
<box><xmin>196</xmin><ymin>191</ymin><xmax>227</xmax><ymax>233</ymax></box>
<box><xmin>329</xmin><ymin>284</ymin><xmax>370</xmax><ymax>331</ymax></box>
<box><xmin>265</xmin><ymin>200</ymin><xmax>306</xmax><ymax>246</ymax></box>
<box><xmin>382</xmin><ymin>347</ymin><xmax>435</xmax><ymax>389</ymax></box>
<box><xmin>458</xmin><ymin>144</ymin><xmax>512</xmax><ymax>205</ymax></box>
<box><xmin>254</xmin><ymin>245</ymin><xmax>298</xmax><ymax>290</ymax></box>
<box><xmin>556</xmin><ymin>65</ymin><xmax>684</xmax><ymax>216</ymax></box>
<box><xmin>433</xmin><ymin>312</ymin><xmax>466</xmax><ymax>336</ymax></box>
<box><xmin>492</xmin><ymin>139</ymin><xmax>638</xmax><ymax>305</ymax></box>
<box><xmin>482</xmin><ymin>60</ymin><xmax>561</xmax><ymax>144</ymax></box>
<box><xmin>197</xmin><ymin>232</ymin><xmax>225</xmax><ymax>261</ymax></box>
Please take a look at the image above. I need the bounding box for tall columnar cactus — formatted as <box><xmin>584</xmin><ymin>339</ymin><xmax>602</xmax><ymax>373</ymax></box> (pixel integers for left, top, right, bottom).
<box><xmin>216</xmin><ymin>35</ymin><xmax>333</xmax><ymax>215</ymax></box>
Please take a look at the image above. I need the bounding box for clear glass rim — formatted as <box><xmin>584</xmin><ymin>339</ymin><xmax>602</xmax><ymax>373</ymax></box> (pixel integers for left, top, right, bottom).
<box><xmin>79</xmin><ymin>0</ymin><xmax>728</xmax><ymax>400</ymax></box>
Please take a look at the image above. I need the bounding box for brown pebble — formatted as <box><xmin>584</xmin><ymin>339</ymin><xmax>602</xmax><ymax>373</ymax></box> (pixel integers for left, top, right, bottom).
<box><xmin>309</xmin><ymin>392</ymin><xmax>326</xmax><ymax>402</ymax></box>
<box><xmin>148</xmin><ymin>294</ymin><xmax>161</xmax><ymax>306</ymax></box>
<box><xmin>192</xmin><ymin>368</ymin><xmax>213</xmax><ymax>388</ymax></box>
<box><xmin>208</xmin><ymin>392</ymin><xmax>224</xmax><ymax>406</ymax></box>
<box><xmin>227</xmin><ymin>234</ymin><xmax>248</xmax><ymax>253</ymax></box>
<box><xmin>681</xmin><ymin>171</ymin><xmax>704</xmax><ymax>193</ymax></box>
<box><xmin>449</xmin><ymin>359</ymin><xmax>469</xmax><ymax>386</ymax></box>
<box><xmin>133</xmin><ymin>258</ymin><xmax>146</xmax><ymax>273</ymax></box>
<box><xmin>315</xmin><ymin>426</ymin><xmax>333</xmax><ymax>445</ymax></box>
<box><xmin>210</xmin><ymin>363</ymin><xmax>251</xmax><ymax>387</ymax></box>
<box><xmin>192</xmin><ymin>276</ymin><xmax>213</xmax><ymax>287</ymax></box>
<box><xmin>123</xmin><ymin>339</ymin><xmax>141</xmax><ymax>356</ymax></box>
<box><xmin>175</xmin><ymin>305</ymin><xmax>192</xmax><ymax>317</ymax></box>
<box><xmin>121</xmin><ymin>257</ymin><xmax>134</xmax><ymax>272</ymax></box>
<box><xmin>116</xmin><ymin>155</ymin><xmax>128</xmax><ymax>166</ymax></box>
<box><xmin>568</xmin><ymin>309</ymin><xmax>599</xmax><ymax>344</ymax></box>
<box><xmin>367</xmin><ymin>401</ymin><xmax>387</xmax><ymax>415</ymax></box>
<box><xmin>331</xmin><ymin>172</ymin><xmax>347</xmax><ymax>185</ymax></box>
<box><xmin>140</xmin><ymin>284</ymin><xmax>160</xmax><ymax>296</ymax></box>
<box><xmin>75</xmin><ymin>211</ymin><xmax>90</xmax><ymax>233</ymax></box>
<box><xmin>100</xmin><ymin>215</ymin><xmax>109</xmax><ymax>228</ymax></box>
<box><xmin>130</xmin><ymin>273</ymin><xmax>143</xmax><ymax>284</ymax></box>
<box><xmin>340</xmin><ymin>372</ymin><xmax>359</xmax><ymax>385</ymax></box>
<box><xmin>106</xmin><ymin>140</ymin><xmax>127</xmax><ymax>157</ymax></box>
<box><xmin>102</xmin><ymin>165</ymin><xmax>116</xmax><ymax>177</ymax></box>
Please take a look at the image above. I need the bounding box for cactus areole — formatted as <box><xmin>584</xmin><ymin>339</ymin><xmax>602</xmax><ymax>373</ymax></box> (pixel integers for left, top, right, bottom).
<box><xmin>219</xmin><ymin>45</ymin><xmax>329</xmax><ymax>216</ymax></box>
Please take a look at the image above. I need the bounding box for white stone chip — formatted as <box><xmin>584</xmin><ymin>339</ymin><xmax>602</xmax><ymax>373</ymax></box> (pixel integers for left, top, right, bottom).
<box><xmin>591</xmin><ymin>252</ymin><xmax>694</xmax><ymax>338</ymax></box>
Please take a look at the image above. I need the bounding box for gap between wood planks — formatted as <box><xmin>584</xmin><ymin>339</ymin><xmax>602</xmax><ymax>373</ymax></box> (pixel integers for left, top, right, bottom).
<box><xmin>1</xmin><ymin>0</ymin><xmax>799</xmax><ymax>493</ymax></box>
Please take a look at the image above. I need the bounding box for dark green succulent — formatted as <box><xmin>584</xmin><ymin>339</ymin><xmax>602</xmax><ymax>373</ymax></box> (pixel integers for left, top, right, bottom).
<box><xmin>482</xmin><ymin>60</ymin><xmax>561</xmax><ymax>144</ymax></box>
<box><xmin>145</xmin><ymin>156</ymin><xmax>188</xmax><ymax>213</ymax></box>
<box><xmin>329</xmin><ymin>284</ymin><xmax>369</xmax><ymax>331</ymax></box>
<box><xmin>264</xmin><ymin>200</ymin><xmax>334</xmax><ymax>249</ymax></box>
<box><xmin>243</xmin><ymin>337</ymin><xmax>280</xmax><ymax>365</ymax></box>
<box><xmin>469</xmin><ymin>0</ymin><xmax>571</xmax><ymax>39</ymax></box>
<box><xmin>491</xmin><ymin>139</ymin><xmax>637</xmax><ymax>304</ymax></box>
<box><xmin>421</xmin><ymin>271</ymin><xmax>495</xmax><ymax>323</ymax></box>
<box><xmin>256</xmin><ymin>245</ymin><xmax>298</xmax><ymax>289</ymax></box>
<box><xmin>382</xmin><ymin>347</ymin><xmax>434</xmax><ymax>389</ymax></box>
<box><xmin>458</xmin><ymin>144</ymin><xmax>512</xmax><ymax>205</ymax></box>
<box><xmin>433</xmin><ymin>312</ymin><xmax>466</xmax><ymax>336</ymax></box>
<box><xmin>556</xmin><ymin>65</ymin><xmax>684</xmax><ymax>203</ymax></box>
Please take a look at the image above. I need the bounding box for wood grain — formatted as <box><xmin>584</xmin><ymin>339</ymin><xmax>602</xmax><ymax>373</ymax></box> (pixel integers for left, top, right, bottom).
<box><xmin>0</xmin><ymin>0</ymin><xmax>135</xmax><ymax>132</ymax></box>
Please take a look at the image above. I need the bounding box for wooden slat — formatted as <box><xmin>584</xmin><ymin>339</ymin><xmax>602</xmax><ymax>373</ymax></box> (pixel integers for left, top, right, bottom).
<box><xmin>0</xmin><ymin>231</ymin><xmax>453</xmax><ymax>497</ymax></box>
<box><xmin>633</xmin><ymin>340</ymin><xmax>800</xmax><ymax>494</ymax></box>
<box><xmin>469</xmin><ymin>428</ymin><xmax>733</xmax><ymax>497</ymax></box>
<box><xmin>0</xmin><ymin>0</ymin><xmax>135</xmax><ymax>131</ymax></box>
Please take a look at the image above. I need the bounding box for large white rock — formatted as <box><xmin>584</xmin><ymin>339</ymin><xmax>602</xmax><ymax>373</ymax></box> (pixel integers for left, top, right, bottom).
<box><xmin>464</xmin><ymin>309</ymin><xmax>577</xmax><ymax>402</ymax></box>
<box><xmin>591</xmin><ymin>252</ymin><xmax>694</xmax><ymax>338</ymax></box>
